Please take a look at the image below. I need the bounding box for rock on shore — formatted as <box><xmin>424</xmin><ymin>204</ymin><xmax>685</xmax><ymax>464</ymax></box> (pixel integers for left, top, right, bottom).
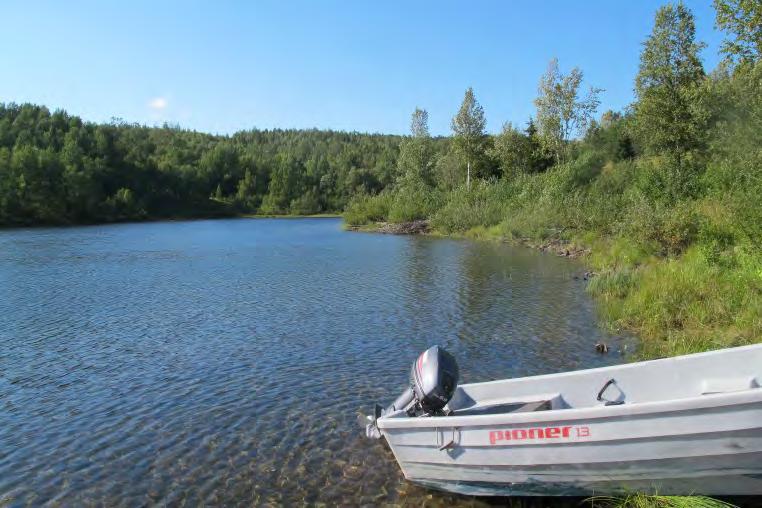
<box><xmin>347</xmin><ymin>220</ymin><xmax>589</xmax><ymax>259</ymax></box>
<box><xmin>370</xmin><ymin>220</ymin><xmax>431</xmax><ymax>235</ymax></box>
<box><xmin>529</xmin><ymin>238</ymin><xmax>590</xmax><ymax>259</ymax></box>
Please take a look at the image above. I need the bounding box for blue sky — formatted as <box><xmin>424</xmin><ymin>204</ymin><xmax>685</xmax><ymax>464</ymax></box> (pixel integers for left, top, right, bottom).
<box><xmin>0</xmin><ymin>1</ymin><xmax>724</xmax><ymax>136</ymax></box>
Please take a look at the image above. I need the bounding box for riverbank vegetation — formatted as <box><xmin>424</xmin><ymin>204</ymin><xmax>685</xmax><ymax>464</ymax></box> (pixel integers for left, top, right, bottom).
<box><xmin>346</xmin><ymin>0</ymin><xmax>762</xmax><ymax>361</ymax></box>
<box><xmin>589</xmin><ymin>493</ymin><xmax>737</xmax><ymax>508</ymax></box>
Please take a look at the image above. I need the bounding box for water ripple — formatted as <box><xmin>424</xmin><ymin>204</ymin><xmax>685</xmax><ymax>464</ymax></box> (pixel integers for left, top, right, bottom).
<box><xmin>0</xmin><ymin>218</ymin><xmax>628</xmax><ymax>506</ymax></box>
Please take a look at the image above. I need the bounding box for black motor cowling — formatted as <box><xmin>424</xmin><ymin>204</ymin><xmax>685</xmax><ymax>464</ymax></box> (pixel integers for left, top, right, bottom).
<box><xmin>386</xmin><ymin>345</ymin><xmax>459</xmax><ymax>416</ymax></box>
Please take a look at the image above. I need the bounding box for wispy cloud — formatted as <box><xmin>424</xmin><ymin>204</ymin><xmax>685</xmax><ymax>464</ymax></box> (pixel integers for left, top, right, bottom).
<box><xmin>148</xmin><ymin>97</ymin><xmax>168</xmax><ymax>111</ymax></box>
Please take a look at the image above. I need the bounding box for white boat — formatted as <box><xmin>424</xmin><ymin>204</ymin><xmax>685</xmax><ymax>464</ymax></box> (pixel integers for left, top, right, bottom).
<box><xmin>364</xmin><ymin>344</ymin><xmax>762</xmax><ymax>496</ymax></box>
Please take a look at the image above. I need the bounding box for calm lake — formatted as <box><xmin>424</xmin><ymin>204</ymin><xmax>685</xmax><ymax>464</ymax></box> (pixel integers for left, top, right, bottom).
<box><xmin>0</xmin><ymin>217</ymin><xmax>629</xmax><ymax>506</ymax></box>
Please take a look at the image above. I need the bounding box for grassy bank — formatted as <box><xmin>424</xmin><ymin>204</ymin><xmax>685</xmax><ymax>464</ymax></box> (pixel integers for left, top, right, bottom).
<box><xmin>344</xmin><ymin>167</ymin><xmax>762</xmax><ymax>362</ymax></box>
<box><xmin>344</xmin><ymin>97</ymin><xmax>762</xmax><ymax>362</ymax></box>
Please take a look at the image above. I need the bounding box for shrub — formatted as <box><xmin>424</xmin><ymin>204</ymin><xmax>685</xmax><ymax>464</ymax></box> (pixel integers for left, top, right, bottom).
<box><xmin>343</xmin><ymin>192</ymin><xmax>393</xmax><ymax>225</ymax></box>
<box><xmin>387</xmin><ymin>180</ymin><xmax>442</xmax><ymax>223</ymax></box>
<box><xmin>289</xmin><ymin>191</ymin><xmax>321</xmax><ymax>215</ymax></box>
<box><xmin>621</xmin><ymin>198</ymin><xmax>698</xmax><ymax>257</ymax></box>
<box><xmin>430</xmin><ymin>180</ymin><xmax>512</xmax><ymax>233</ymax></box>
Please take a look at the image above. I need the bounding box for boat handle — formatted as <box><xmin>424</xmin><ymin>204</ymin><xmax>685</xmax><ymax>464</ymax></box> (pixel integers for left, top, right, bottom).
<box><xmin>437</xmin><ymin>428</ymin><xmax>458</xmax><ymax>451</ymax></box>
<box><xmin>597</xmin><ymin>378</ymin><xmax>625</xmax><ymax>405</ymax></box>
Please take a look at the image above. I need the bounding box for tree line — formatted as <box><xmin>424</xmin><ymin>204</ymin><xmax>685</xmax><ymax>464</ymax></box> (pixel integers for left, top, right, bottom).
<box><xmin>0</xmin><ymin>109</ymin><xmax>403</xmax><ymax>225</ymax></box>
<box><xmin>350</xmin><ymin>0</ymin><xmax>760</xmax><ymax>235</ymax></box>
<box><xmin>1</xmin><ymin>0</ymin><xmax>759</xmax><ymax>233</ymax></box>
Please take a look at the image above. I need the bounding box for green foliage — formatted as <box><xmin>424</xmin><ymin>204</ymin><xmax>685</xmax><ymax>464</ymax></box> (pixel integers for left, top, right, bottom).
<box><xmin>623</xmin><ymin>197</ymin><xmax>700</xmax><ymax>256</ymax></box>
<box><xmin>342</xmin><ymin>50</ymin><xmax>762</xmax><ymax>362</ymax></box>
<box><xmin>397</xmin><ymin>108</ymin><xmax>435</xmax><ymax>186</ymax></box>
<box><xmin>431</xmin><ymin>180</ymin><xmax>513</xmax><ymax>233</ymax></box>
<box><xmin>451</xmin><ymin>87</ymin><xmax>490</xmax><ymax>182</ymax></box>
<box><xmin>589</xmin><ymin>493</ymin><xmax>736</xmax><ymax>508</ymax></box>
<box><xmin>489</xmin><ymin>120</ymin><xmax>553</xmax><ymax>176</ymax></box>
<box><xmin>289</xmin><ymin>189</ymin><xmax>321</xmax><ymax>215</ymax></box>
<box><xmin>714</xmin><ymin>0</ymin><xmax>762</xmax><ymax>64</ymax></box>
<box><xmin>409</xmin><ymin>107</ymin><xmax>429</xmax><ymax>138</ymax></box>
<box><xmin>0</xmin><ymin>103</ymin><xmax>402</xmax><ymax>225</ymax></box>
<box><xmin>634</xmin><ymin>2</ymin><xmax>708</xmax><ymax>160</ymax></box>
<box><xmin>343</xmin><ymin>192</ymin><xmax>393</xmax><ymax>225</ymax></box>
<box><xmin>602</xmin><ymin>247</ymin><xmax>762</xmax><ymax>358</ymax></box>
<box><xmin>387</xmin><ymin>179</ymin><xmax>442</xmax><ymax>223</ymax></box>
<box><xmin>702</xmin><ymin>61</ymin><xmax>762</xmax><ymax>247</ymax></box>
<box><xmin>433</xmin><ymin>147</ymin><xmax>466</xmax><ymax>191</ymax></box>
<box><xmin>584</xmin><ymin>111</ymin><xmax>636</xmax><ymax>162</ymax></box>
<box><xmin>534</xmin><ymin>58</ymin><xmax>603</xmax><ymax>162</ymax></box>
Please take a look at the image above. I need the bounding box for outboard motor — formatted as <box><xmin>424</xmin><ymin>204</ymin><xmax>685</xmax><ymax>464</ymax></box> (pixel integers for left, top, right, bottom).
<box><xmin>365</xmin><ymin>345</ymin><xmax>459</xmax><ymax>438</ymax></box>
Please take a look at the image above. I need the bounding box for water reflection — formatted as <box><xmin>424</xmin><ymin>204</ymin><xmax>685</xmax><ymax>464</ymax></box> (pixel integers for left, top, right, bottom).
<box><xmin>0</xmin><ymin>218</ymin><xmax>627</xmax><ymax>506</ymax></box>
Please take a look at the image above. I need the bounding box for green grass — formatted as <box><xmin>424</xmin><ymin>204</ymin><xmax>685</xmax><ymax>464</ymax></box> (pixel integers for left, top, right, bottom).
<box><xmin>587</xmin><ymin>494</ymin><xmax>737</xmax><ymax>508</ymax></box>
<box><xmin>239</xmin><ymin>212</ymin><xmax>342</xmax><ymax>219</ymax></box>
<box><xmin>587</xmin><ymin>245</ymin><xmax>762</xmax><ymax>359</ymax></box>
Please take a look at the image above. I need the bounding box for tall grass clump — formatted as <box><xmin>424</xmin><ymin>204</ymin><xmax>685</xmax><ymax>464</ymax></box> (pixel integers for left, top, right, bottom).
<box><xmin>588</xmin><ymin>493</ymin><xmax>736</xmax><ymax>508</ymax></box>
<box><xmin>592</xmin><ymin>246</ymin><xmax>762</xmax><ymax>358</ymax></box>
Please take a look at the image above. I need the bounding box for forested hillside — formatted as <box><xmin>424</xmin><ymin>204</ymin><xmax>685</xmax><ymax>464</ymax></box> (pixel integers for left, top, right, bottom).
<box><xmin>346</xmin><ymin>0</ymin><xmax>762</xmax><ymax>360</ymax></box>
<box><xmin>0</xmin><ymin>107</ymin><xmax>402</xmax><ymax>225</ymax></box>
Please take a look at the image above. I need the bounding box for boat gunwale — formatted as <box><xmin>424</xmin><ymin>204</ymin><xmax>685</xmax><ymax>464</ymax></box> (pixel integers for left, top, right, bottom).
<box><xmin>378</xmin><ymin>384</ymin><xmax>762</xmax><ymax>430</ymax></box>
<box><xmin>378</xmin><ymin>344</ymin><xmax>762</xmax><ymax>430</ymax></box>
<box><xmin>456</xmin><ymin>343</ymin><xmax>762</xmax><ymax>389</ymax></box>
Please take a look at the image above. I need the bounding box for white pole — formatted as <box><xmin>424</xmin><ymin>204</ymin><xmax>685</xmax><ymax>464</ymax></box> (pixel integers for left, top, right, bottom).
<box><xmin>467</xmin><ymin>161</ymin><xmax>471</xmax><ymax>190</ymax></box>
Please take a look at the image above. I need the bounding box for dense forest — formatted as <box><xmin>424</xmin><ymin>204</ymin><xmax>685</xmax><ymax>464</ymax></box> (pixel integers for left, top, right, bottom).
<box><xmin>346</xmin><ymin>0</ymin><xmax>762</xmax><ymax>360</ymax></box>
<box><xmin>0</xmin><ymin>108</ymin><xmax>403</xmax><ymax>224</ymax></box>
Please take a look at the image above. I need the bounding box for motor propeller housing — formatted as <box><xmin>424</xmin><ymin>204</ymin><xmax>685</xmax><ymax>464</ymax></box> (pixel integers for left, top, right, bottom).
<box><xmin>364</xmin><ymin>345</ymin><xmax>460</xmax><ymax>438</ymax></box>
<box><xmin>388</xmin><ymin>345</ymin><xmax>460</xmax><ymax>416</ymax></box>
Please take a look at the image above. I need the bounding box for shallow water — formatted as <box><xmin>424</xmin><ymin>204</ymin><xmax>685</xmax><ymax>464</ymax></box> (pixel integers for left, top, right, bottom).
<box><xmin>0</xmin><ymin>217</ymin><xmax>629</xmax><ymax>506</ymax></box>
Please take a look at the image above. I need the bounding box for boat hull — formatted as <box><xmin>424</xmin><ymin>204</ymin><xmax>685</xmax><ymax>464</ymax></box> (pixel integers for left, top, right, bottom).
<box><xmin>386</xmin><ymin>401</ymin><xmax>762</xmax><ymax>495</ymax></box>
<box><xmin>376</xmin><ymin>345</ymin><xmax>762</xmax><ymax>496</ymax></box>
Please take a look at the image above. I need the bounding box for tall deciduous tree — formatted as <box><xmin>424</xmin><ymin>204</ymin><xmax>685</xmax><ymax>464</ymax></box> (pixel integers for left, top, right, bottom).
<box><xmin>451</xmin><ymin>88</ymin><xmax>486</xmax><ymax>189</ymax></box>
<box><xmin>534</xmin><ymin>58</ymin><xmax>602</xmax><ymax>163</ymax></box>
<box><xmin>398</xmin><ymin>108</ymin><xmax>434</xmax><ymax>186</ymax></box>
<box><xmin>714</xmin><ymin>0</ymin><xmax>762</xmax><ymax>64</ymax></box>
<box><xmin>490</xmin><ymin>122</ymin><xmax>529</xmax><ymax>177</ymax></box>
<box><xmin>634</xmin><ymin>2</ymin><xmax>707</xmax><ymax>159</ymax></box>
<box><xmin>410</xmin><ymin>108</ymin><xmax>429</xmax><ymax>138</ymax></box>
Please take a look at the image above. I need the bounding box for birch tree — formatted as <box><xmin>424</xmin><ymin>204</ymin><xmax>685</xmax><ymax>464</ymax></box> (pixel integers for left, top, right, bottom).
<box><xmin>534</xmin><ymin>58</ymin><xmax>602</xmax><ymax>162</ymax></box>
<box><xmin>451</xmin><ymin>87</ymin><xmax>486</xmax><ymax>189</ymax></box>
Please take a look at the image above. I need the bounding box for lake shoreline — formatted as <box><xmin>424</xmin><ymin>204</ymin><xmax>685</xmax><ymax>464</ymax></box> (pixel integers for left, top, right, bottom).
<box><xmin>345</xmin><ymin>220</ymin><xmax>590</xmax><ymax>259</ymax></box>
<box><xmin>0</xmin><ymin>212</ymin><xmax>343</xmax><ymax>231</ymax></box>
<box><xmin>346</xmin><ymin>216</ymin><xmax>759</xmax><ymax>364</ymax></box>
<box><xmin>346</xmin><ymin>219</ymin><xmax>640</xmax><ymax>359</ymax></box>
